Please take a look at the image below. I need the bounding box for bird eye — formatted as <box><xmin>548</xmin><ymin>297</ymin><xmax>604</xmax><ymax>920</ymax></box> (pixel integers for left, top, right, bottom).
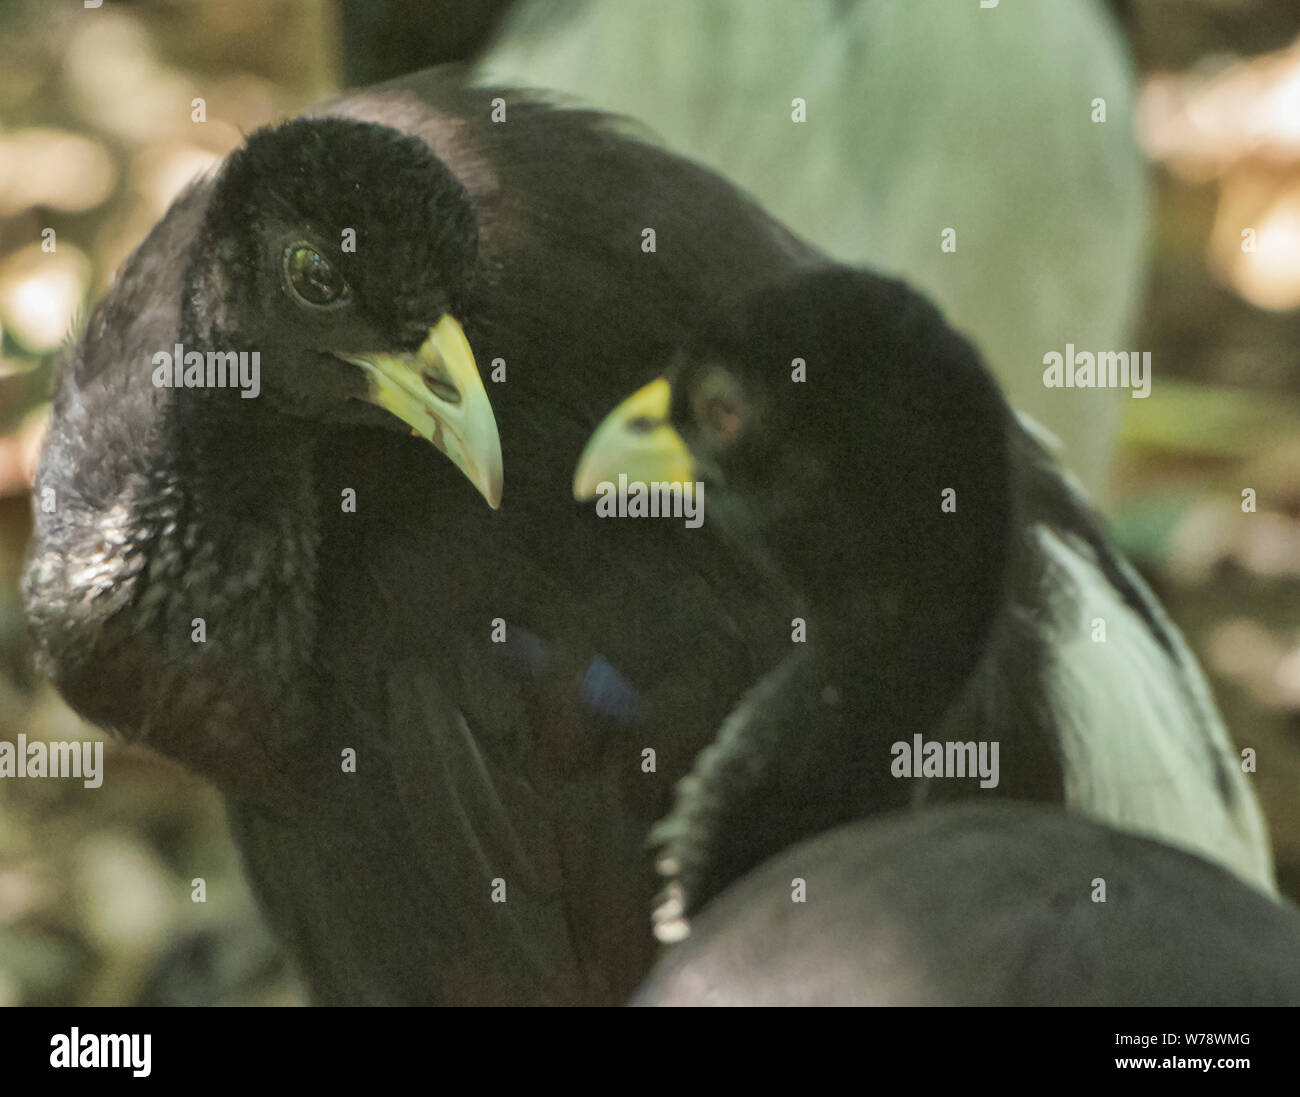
<box><xmin>692</xmin><ymin>369</ymin><xmax>746</xmax><ymax>444</ymax></box>
<box><xmin>283</xmin><ymin>244</ymin><xmax>349</xmax><ymax>307</ymax></box>
<box><xmin>702</xmin><ymin>395</ymin><xmax>743</xmax><ymax>442</ymax></box>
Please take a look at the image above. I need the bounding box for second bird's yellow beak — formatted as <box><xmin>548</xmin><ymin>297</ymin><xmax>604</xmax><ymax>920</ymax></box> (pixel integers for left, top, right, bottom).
<box><xmin>573</xmin><ymin>378</ymin><xmax>697</xmax><ymax>501</ymax></box>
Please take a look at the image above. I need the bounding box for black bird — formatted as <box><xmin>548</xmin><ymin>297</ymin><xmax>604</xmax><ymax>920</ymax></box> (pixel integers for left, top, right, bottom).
<box><xmin>630</xmin><ymin>802</ymin><xmax>1300</xmax><ymax>1006</ymax></box>
<box><xmin>23</xmin><ymin>74</ymin><xmax>817</xmax><ymax>1004</ymax></box>
<box><xmin>25</xmin><ymin>78</ymin><xmax>1266</xmax><ymax>1005</ymax></box>
<box><xmin>574</xmin><ymin>268</ymin><xmax>1274</xmax><ymax>930</ymax></box>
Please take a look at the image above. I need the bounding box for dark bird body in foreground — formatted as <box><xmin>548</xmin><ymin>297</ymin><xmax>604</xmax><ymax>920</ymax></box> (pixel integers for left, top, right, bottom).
<box><xmin>26</xmin><ymin>76</ymin><xmax>1269</xmax><ymax>1004</ymax></box>
<box><xmin>632</xmin><ymin>802</ymin><xmax>1300</xmax><ymax>1006</ymax></box>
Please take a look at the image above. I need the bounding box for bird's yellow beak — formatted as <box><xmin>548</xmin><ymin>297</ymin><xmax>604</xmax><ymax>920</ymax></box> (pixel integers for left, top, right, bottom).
<box><xmin>342</xmin><ymin>314</ymin><xmax>503</xmax><ymax>509</ymax></box>
<box><xmin>573</xmin><ymin>378</ymin><xmax>697</xmax><ymax>501</ymax></box>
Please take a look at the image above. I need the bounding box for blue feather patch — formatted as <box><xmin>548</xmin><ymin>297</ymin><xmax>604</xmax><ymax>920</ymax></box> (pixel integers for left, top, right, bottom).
<box><xmin>581</xmin><ymin>656</ymin><xmax>647</xmax><ymax>725</ymax></box>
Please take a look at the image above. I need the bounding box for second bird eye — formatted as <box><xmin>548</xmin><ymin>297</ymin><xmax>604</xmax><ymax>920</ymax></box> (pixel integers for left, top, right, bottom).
<box><xmin>284</xmin><ymin>245</ymin><xmax>348</xmax><ymax>307</ymax></box>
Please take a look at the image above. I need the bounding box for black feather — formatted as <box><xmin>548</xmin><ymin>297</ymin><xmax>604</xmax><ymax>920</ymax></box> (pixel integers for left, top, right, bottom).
<box><xmin>634</xmin><ymin>802</ymin><xmax>1300</xmax><ymax>1006</ymax></box>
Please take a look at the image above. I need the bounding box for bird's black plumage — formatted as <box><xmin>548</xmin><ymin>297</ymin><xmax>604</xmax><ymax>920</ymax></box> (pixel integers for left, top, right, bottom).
<box><xmin>574</xmin><ymin>271</ymin><xmax>1291</xmax><ymax>1005</ymax></box>
<box><xmin>24</xmin><ymin>73</ymin><xmax>816</xmax><ymax>1004</ymax></box>
<box><xmin>578</xmin><ymin>269</ymin><xmax>1063</xmax><ymax>926</ymax></box>
<box><xmin>574</xmin><ymin>267</ymin><xmax>1272</xmax><ymax>934</ymax></box>
<box><xmin>632</xmin><ymin>801</ymin><xmax>1300</xmax><ymax>1006</ymax></box>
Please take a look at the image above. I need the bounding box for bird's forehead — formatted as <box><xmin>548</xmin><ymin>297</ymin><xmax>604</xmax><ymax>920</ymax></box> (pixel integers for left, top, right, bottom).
<box><xmin>308</xmin><ymin>93</ymin><xmax>501</xmax><ymax>206</ymax></box>
<box><xmin>232</xmin><ymin>120</ymin><xmax>462</xmax><ymax>231</ymax></box>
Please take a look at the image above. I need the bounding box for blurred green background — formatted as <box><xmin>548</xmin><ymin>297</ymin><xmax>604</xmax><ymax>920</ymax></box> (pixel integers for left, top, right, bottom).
<box><xmin>0</xmin><ymin>0</ymin><xmax>1297</xmax><ymax>1005</ymax></box>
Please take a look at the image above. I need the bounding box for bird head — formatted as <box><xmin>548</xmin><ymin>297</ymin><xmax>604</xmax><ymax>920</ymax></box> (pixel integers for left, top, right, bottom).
<box><xmin>180</xmin><ymin>116</ymin><xmax>502</xmax><ymax>507</ymax></box>
<box><xmin>574</xmin><ymin>267</ymin><xmax>1015</xmax><ymax>610</ymax></box>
